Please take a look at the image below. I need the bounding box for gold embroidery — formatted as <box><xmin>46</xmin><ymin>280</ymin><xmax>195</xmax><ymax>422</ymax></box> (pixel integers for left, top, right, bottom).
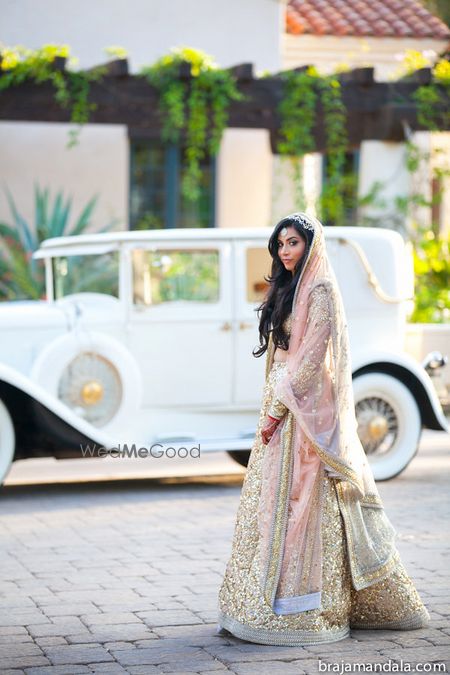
<box><xmin>291</xmin><ymin>284</ymin><xmax>332</xmax><ymax>398</ymax></box>
<box><xmin>268</xmin><ymin>398</ymin><xmax>288</xmax><ymax>419</ymax></box>
<box><xmin>268</xmin><ymin>285</ymin><xmax>332</xmax><ymax>418</ymax></box>
<box><xmin>283</xmin><ymin>314</ymin><xmax>292</xmax><ymax>337</ymax></box>
<box><xmin>263</xmin><ymin>412</ymin><xmax>295</xmax><ymax>606</ymax></box>
<box><xmin>297</xmin><ymin>463</ymin><xmax>325</xmax><ymax>596</ymax></box>
<box><xmin>335</xmin><ymin>481</ymin><xmax>399</xmax><ymax>589</ymax></box>
<box><xmin>306</xmin><ymin>434</ymin><xmax>364</xmax><ymax>495</ymax></box>
<box><xmin>361</xmin><ymin>493</ymin><xmax>383</xmax><ymax>507</ymax></box>
<box><xmin>264</xmin><ymin>332</ymin><xmax>275</xmax><ymax>382</ymax></box>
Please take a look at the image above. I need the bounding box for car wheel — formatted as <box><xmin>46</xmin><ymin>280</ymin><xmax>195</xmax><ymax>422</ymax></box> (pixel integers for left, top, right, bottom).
<box><xmin>227</xmin><ymin>450</ymin><xmax>251</xmax><ymax>467</ymax></box>
<box><xmin>30</xmin><ymin>332</ymin><xmax>142</xmax><ymax>434</ymax></box>
<box><xmin>0</xmin><ymin>398</ymin><xmax>15</xmax><ymax>486</ymax></box>
<box><xmin>353</xmin><ymin>372</ymin><xmax>421</xmax><ymax>480</ymax></box>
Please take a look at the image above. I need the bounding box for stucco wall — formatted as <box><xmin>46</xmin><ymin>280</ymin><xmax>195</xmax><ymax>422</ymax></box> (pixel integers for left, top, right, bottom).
<box><xmin>1</xmin><ymin>0</ymin><xmax>283</xmax><ymax>73</ymax></box>
<box><xmin>216</xmin><ymin>129</ymin><xmax>273</xmax><ymax>229</ymax></box>
<box><xmin>0</xmin><ymin>122</ymin><xmax>128</xmax><ymax>231</ymax></box>
<box><xmin>282</xmin><ymin>34</ymin><xmax>449</xmax><ymax>80</ymax></box>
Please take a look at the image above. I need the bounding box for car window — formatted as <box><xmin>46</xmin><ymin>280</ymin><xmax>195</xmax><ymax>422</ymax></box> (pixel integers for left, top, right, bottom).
<box><xmin>132</xmin><ymin>248</ymin><xmax>220</xmax><ymax>306</ymax></box>
<box><xmin>246</xmin><ymin>248</ymin><xmax>271</xmax><ymax>303</ymax></box>
<box><xmin>53</xmin><ymin>252</ymin><xmax>120</xmax><ymax>299</ymax></box>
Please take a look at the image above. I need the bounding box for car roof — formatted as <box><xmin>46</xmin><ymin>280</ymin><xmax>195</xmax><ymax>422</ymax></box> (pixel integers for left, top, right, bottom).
<box><xmin>37</xmin><ymin>227</ymin><xmax>274</xmax><ymax>249</ymax></box>
<box><xmin>33</xmin><ymin>226</ymin><xmax>403</xmax><ymax>258</ymax></box>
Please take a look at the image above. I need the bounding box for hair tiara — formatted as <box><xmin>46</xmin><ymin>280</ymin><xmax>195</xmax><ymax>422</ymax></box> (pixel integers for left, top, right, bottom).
<box><xmin>282</xmin><ymin>213</ymin><xmax>315</xmax><ymax>232</ymax></box>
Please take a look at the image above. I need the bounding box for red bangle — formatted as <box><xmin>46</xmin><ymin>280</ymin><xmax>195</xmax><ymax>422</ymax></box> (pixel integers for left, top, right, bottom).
<box><xmin>267</xmin><ymin>415</ymin><xmax>281</xmax><ymax>424</ymax></box>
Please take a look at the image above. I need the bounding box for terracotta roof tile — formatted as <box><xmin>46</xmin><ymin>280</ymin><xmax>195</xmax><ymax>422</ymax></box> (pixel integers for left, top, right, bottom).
<box><xmin>286</xmin><ymin>0</ymin><xmax>450</xmax><ymax>38</ymax></box>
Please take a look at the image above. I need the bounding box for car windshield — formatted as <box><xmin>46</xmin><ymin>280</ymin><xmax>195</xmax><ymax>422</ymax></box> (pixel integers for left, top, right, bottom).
<box><xmin>52</xmin><ymin>252</ymin><xmax>120</xmax><ymax>299</ymax></box>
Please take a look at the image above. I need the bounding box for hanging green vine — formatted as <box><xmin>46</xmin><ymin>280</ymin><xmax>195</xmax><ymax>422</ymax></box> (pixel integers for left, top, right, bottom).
<box><xmin>277</xmin><ymin>66</ymin><xmax>319</xmax><ymax>210</ymax></box>
<box><xmin>277</xmin><ymin>68</ymin><xmax>350</xmax><ymax>224</ymax></box>
<box><xmin>317</xmin><ymin>75</ymin><xmax>349</xmax><ymax>225</ymax></box>
<box><xmin>358</xmin><ymin>51</ymin><xmax>450</xmax><ymax>323</ymax></box>
<box><xmin>0</xmin><ymin>44</ymin><xmax>106</xmax><ymax>148</ymax></box>
<box><xmin>277</xmin><ymin>67</ymin><xmax>319</xmax><ymax>156</ymax></box>
<box><xmin>140</xmin><ymin>47</ymin><xmax>244</xmax><ymax>201</ymax></box>
<box><xmin>413</xmin><ymin>58</ymin><xmax>450</xmax><ymax>131</ymax></box>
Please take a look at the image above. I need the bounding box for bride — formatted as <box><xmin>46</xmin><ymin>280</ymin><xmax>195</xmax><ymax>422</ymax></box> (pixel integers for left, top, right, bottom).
<box><xmin>217</xmin><ymin>212</ymin><xmax>430</xmax><ymax>646</ymax></box>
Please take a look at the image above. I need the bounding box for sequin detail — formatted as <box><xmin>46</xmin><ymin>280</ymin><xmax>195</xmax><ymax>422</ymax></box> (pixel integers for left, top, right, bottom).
<box><xmin>350</xmin><ymin>559</ymin><xmax>430</xmax><ymax>629</ymax></box>
<box><xmin>292</xmin><ymin>284</ymin><xmax>332</xmax><ymax>397</ymax></box>
<box><xmin>217</xmin><ymin>360</ymin><xmax>430</xmax><ymax>645</ymax></box>
<box><xmin>283</xmin><ymin>314</ymin><xmax>293</xmax><ymax>337</ymax></box>
<box><xmin>268</xmin><ymin>285</ymin><xmax>331</xmax><ymax>422</ymax></box>
<box><xmin>268</xmin><ymin>397</ymin><xmax>289</xmax><ymax>420</ymax></box>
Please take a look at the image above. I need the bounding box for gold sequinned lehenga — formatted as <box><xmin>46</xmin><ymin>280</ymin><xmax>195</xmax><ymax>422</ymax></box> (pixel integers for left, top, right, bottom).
<box><xmin>217</xmin><ymin>311</ymin><xmax>430</xmax><ymax>647</ymax></box>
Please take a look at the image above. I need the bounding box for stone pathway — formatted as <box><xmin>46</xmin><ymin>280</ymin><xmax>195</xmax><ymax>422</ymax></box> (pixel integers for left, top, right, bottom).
<box><xmin>0</xmin><ymin>431</ymin><xmax>448</xmax><ymax>674</ymax></box>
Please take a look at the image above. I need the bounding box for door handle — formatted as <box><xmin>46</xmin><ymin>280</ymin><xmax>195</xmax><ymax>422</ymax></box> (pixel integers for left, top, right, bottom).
<box><xmin>239</xmin><ymin>322</ymin><xmax>253</xmax><ymax>330</ymax></box>
<box><xmin>220</xmin><ymin>321</ymin><xmax>232</xmax><ymax>331</ymax></box>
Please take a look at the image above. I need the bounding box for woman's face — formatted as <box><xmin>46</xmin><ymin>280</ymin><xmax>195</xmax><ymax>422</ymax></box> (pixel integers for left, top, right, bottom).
<box><xmin>277</xmin><ymin>225</ymin><xmax>306</xmax><ymax>274</ymax></box>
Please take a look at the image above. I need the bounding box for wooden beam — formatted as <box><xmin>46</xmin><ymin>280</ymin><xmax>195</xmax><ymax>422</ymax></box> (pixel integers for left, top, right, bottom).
<box><xmin>338</xmin><ymin>67</ymin><xmax>375</xmax><ymax>86</ymax></box>
<box><xmin>399</xmin><ymin>67</ymin><xmax>433</xmax><ymax>86</ymax></box>
<box><xmin>0</xmin><ymin>67</ymin><xmax>448</xmax><ymax>152</ymax></box>
<box><xmin>85</xmin><ymin>58</ymin><xmax>129</xmax><ymax>77</ymax></box>
<box><xmin>226</xmin><ymin>63</ymin><xmax>253</xmax><ymax>81</ymax></box>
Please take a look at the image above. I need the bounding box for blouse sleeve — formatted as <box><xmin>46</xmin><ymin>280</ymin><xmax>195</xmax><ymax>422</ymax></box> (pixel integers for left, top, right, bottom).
<box><xmin>267</xmin><ymin>283</ymin><xmax>332</xmax><ymax>419</ymax></box>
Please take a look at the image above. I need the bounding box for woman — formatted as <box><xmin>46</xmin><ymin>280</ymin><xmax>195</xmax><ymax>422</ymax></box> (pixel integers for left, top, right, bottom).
<box><xmin>217</xmin><ymin>212</ymin><xmax>430</xmax><ymax>646</ymax></box>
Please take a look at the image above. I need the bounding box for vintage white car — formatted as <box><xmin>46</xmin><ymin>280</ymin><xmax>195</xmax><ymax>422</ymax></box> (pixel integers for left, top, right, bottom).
<box><xmin>0</xmin><ymin>226</ymin><xmax>447</xmax><ymax>485</ymax></box>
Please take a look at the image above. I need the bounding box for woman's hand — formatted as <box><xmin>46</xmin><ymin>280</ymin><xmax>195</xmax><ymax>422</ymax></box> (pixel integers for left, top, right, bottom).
<box><xmin>261</xmin><ymin>415</ymin><xmax>282</xmax><ymax>445</ymax></box>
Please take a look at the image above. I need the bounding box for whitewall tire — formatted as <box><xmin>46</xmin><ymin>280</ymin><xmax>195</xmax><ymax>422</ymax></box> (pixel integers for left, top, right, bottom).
<box><xmin>353</xmin><ymin>372</ymin><xmax>421</xmax><ymax>480</ymax></box>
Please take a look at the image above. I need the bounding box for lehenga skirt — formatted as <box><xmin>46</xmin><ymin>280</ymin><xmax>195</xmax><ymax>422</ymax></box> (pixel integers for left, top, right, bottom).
<box><xmin>217</xmin><ymin>361</ymin><xmax>430</xmax><ymax>646</ymax></box>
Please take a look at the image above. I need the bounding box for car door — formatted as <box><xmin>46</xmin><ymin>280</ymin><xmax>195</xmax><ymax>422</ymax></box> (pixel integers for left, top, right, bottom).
<box><xmin>126</xmin><ymin>240</ymin><xmax>233</xmax><ymax>407</ymax></box>
<box><xmin>233</xmin><ymin>240</ymin><xmax>272</xmax><ymax>406</ymax></box>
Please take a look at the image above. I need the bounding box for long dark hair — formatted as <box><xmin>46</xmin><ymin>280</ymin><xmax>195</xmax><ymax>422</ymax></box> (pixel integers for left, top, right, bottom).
<box><xmin>253</xmin><ymin>216</ymin><xmax>315</xmax><ymax>358</ymax></box>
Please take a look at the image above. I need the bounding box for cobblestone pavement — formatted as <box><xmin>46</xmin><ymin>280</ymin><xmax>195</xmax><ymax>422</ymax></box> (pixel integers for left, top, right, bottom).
<box><xmin>0</xmin><ymin>431</ymin><xmax>449</xmax><ymax>675</ymax></box>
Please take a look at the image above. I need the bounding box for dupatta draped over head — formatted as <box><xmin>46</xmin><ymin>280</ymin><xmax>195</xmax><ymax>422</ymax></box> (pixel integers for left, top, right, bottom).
<box><xmin>258</xmin><ymin>212</ymin><xmax>400</xmax><ymax>615</ymax></box>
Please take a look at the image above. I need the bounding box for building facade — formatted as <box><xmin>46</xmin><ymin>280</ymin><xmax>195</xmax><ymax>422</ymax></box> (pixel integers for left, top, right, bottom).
<box><xmin>0</xmin><ymin>0</ymin><xmax>449</xmax><ymax>234</ymax></box>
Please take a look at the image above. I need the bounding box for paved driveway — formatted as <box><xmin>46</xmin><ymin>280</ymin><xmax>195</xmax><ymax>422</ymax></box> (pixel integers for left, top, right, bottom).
<box><xmin>0</xmin><ymin>432</ymin><xmax>449</xmax><ymax>674</ymax></box>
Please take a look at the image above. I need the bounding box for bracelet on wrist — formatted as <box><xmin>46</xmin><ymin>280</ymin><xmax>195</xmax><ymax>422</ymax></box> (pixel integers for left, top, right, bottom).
<box><xmin>267</xmin><ymin>414</ymin><xmax>281</xmax><ymax>424</ymax></box>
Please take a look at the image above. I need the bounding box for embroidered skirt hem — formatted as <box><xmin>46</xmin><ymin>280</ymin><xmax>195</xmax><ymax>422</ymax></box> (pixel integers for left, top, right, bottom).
<box><xmin>350</xmin><ymin>606</ymin><xmax>430</xmax><ymax>631</ymax></box>
<box><xmin>217</xmin><ymin>610</ymin><xmax>350</xmax><ymax>646</ymax></box>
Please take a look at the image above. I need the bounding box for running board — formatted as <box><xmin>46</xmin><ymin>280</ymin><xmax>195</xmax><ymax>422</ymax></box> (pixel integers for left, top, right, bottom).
<box><xmin>147</xmin><ymin>434</ymin><xmax>255</xmax><ymax>453</ymax></box>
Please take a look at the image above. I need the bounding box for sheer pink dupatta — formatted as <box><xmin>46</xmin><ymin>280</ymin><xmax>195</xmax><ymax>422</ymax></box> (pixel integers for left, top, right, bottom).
<box><xmin>257</xmin><ymin>213</ymin><xmax>398</xmax><ymax>615</ymax></box>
